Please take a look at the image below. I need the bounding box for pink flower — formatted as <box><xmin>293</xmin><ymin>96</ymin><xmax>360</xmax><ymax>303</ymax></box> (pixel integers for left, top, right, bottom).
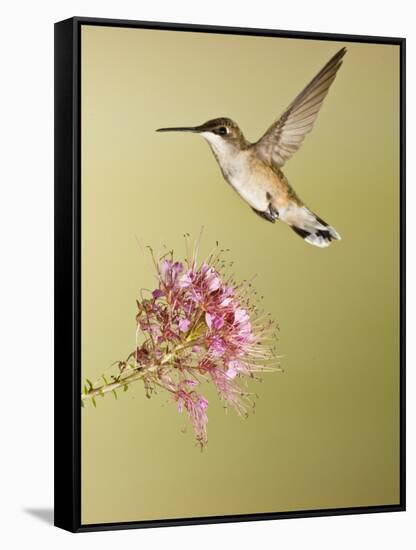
<box><xmin>226</xmin><ymin>361</ymin><xmax>239</xmax><ymax>379</ymax></box>
<box><xmin>175</xmin><ymin>388</ymin><xmax>209</xmax><ymax>447</ymax></box>
<box><xmin>208</xmin><ymin>335</ymin><xmax>226</xmax><ymax>357</ymax></box>
<box><xmin>116</xmin><ymin>239</ymin><xmax>279</xmax><ymax>447</ymax></box>
<box><xmin>178</xmin><ymin>318</ymin><xmax>191</xmax><ymax>332</ymax></box>
<box><xmin>205</xmin><ymin>312</ymin><xmax>225</xmax><ymax>331</ymax></box>
<box><xmin>178</xmin><ymin>269</ymin><xmax>196</xmax><ymax>288</ymax></box>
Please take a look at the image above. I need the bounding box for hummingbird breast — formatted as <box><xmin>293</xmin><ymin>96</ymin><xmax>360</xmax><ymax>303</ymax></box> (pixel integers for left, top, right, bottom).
<box><xmin>201</xmin><ymin>132</ymin><xmax>291</xmax><ymax>212</ymax></box>
<box><xmin>219</xmin><ymin>150</ymin><xmax>285</xmax><ymax>212</ymax></box>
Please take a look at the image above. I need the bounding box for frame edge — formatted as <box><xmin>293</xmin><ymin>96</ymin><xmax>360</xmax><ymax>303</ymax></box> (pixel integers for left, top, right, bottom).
<box><xmin>54</xmin><ymin>17</ymin><xmax>81</xmax><ymax>533</ymax></box>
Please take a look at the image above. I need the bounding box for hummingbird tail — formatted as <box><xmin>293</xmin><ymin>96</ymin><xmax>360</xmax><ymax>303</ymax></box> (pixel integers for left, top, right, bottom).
<box><xmin>291</xmin><ymin>212</ymin><xmax>341</xmax><ymax>248</ymax></box>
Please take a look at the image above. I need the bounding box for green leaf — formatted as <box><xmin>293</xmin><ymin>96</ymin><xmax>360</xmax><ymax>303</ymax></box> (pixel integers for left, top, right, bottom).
<box><xmin>92</xmin><ymin>397</ymin><xmax>97</xmax><ymax>408</ymax></box>
<box><xmin>123</xmin><ymin>384</ymin><xmax>128</xmax><ymax>392</ymax></box>
<box><xmin>83</xmin><ymin>385</ymin><xmax>88</xmax><ymax>395</ymax></box>
<box><xmin>112</xmin><ymin>390</ymin><xmax>118</xmax><ymax>400</ymax></box>
<box><xmin>81</xmin><ymin>400</ymin><xmax>85</xmax><ymax>408</ymax></box>
<box><xmin>102</xmin><ymin>374</ymin><xmax>108</xmax><ymax>385</ymax></box>
<box><xmin>86</xmin><ymin>379</ymin><xmax>94</xmax><ymax>390</ymax></box>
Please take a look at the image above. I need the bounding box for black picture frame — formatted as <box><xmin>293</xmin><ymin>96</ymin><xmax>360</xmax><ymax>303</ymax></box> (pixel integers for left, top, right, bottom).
<box><xmin>54</xmin><ymin>16</ymin><xmax>406</xmax><ymax>533</ymax></box>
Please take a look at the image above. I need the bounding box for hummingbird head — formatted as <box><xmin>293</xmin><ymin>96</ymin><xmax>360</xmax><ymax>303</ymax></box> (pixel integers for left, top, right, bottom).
<box><xmin>156</xmin><ymin>117</ymin><xmax>249</xmax><ymax>154</ymax></box>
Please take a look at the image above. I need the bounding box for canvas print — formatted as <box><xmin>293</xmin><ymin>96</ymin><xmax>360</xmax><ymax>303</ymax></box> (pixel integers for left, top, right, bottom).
<box><xmin>68</xmin><ymin>21</ymin><xmax>403</xmax><ymax>527</ymax></box>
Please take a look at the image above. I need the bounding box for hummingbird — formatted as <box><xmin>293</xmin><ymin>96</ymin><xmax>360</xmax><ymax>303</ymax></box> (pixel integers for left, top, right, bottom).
<box><xmin>157</xmin><ymin>47</ymin><xmax>346</xmax><ymax>248</ymax></box>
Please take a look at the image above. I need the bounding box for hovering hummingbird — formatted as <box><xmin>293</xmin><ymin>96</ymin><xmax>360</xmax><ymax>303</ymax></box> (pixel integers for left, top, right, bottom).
<box><xmin>157</xmin><ymin>47</ymin><xmax>346</xmax><ymax>248</ymax></box>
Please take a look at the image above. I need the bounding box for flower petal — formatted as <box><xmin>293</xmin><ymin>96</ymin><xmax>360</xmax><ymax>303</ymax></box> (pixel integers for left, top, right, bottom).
<box><xmin>178</xmin><ymin>318</ymin><xmax>191</xmax><ymax>332</ymax></box>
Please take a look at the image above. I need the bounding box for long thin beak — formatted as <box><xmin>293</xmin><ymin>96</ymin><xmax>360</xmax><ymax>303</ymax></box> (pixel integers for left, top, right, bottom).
<box><xmin>156</xmin><ymin>126</ymin><xmax>201</xmax><ymax>133</ymax></box>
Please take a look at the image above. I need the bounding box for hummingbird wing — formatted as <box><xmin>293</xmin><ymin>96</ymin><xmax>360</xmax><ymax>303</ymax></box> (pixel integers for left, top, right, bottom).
<box><xmin>254</xmin><ymin>47</ymin><xmax>346</xmax><ymax>169</ymax></box>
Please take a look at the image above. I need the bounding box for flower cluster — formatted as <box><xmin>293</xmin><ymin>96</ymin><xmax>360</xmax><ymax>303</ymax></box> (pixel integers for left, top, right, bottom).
<box><xmin>82</xmin><ymin>240</ymin><xmax>279</xmax><ymax>448</ymax></box>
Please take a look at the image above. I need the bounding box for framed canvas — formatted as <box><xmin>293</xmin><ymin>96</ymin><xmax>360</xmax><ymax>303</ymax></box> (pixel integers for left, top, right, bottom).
<box><xmin>54</xmin><ymin>17</ymin><xmax>406</xmax><ymax>532</ymax></box>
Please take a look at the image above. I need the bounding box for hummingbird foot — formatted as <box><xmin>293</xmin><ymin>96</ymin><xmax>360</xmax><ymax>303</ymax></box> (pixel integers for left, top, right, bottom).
<box><xmin>251</xmin><ymin>204</ymin><xmax>279</xmax><ymax>223</ymax></box>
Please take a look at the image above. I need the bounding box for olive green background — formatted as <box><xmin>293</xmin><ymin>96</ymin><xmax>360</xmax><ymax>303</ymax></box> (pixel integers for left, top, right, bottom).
<box><xmin>81</xmin><ymin>25</ymin><xmax>400</xmax><ymax>525</ymax></box>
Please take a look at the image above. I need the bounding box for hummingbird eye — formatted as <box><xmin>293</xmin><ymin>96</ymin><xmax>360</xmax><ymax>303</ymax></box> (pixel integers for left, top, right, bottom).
<box><xmin>216</xmin><ymin>126</ymin><xmax>228</xmax><ymax>136</ymax></box>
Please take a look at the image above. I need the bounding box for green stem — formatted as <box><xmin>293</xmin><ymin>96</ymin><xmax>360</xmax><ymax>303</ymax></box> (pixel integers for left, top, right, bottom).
<box><xmin>81</xmin><ymin>341</ymin><xmax>203</xmax><ymax>402</ymax></box>
<box><xmin>82</xmin><ymin>369</ymin><xmax>145</xmax><ymax>401</ymax></box>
